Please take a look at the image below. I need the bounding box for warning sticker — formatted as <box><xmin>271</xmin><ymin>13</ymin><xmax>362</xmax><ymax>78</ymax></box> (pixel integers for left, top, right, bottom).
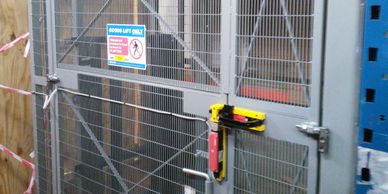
<box><xmin>107</xmin><ymin>24</ymin><xmax>147</xmax><ymax>70</ymax></box>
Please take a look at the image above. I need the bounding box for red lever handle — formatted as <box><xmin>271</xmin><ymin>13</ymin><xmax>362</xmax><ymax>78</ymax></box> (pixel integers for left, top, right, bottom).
<box><xmin>209</xmin><ymin>131</ymin><xmax>219</xmax><ymax>172</ymax></box>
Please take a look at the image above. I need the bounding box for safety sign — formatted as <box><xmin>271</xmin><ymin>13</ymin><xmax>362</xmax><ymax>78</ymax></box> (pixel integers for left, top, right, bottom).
<box><xmin>107</xmin><ymin>24</ymin><xmax>147</xmax><ymax>70</ymax></box>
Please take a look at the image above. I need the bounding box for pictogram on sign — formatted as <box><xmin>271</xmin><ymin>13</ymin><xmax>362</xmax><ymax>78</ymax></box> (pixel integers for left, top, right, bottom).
<box><xmin>107</xmin><ymin>24</ymin><xmax>147</xmax><ymax>70</ymax></box>
<box><xmin>130</xmin><ymin>39</ymin><xmax>143</xmax><ymax>60</ymax></box>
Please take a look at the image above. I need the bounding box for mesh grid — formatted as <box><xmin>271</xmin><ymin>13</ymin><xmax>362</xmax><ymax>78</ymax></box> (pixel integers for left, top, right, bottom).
<box><xmin>31</xmin><ymin>0</ymin><xmax>49</xmax><ymax>76</ymax></box>
<box><xmin>58</xmin><ymin>75</ymin><xmax>208</xmax><ymax>194</ymax></box>
<box><xmin>234</xmin><ymin>130</ymin><xmax>309</xmax><ymax>194</ymax></box>
<box><xmin>235</xmin><ymin>0</ymin><xmax>314</xmax><ymax>107</ymax></box>
<box><xmin>35</xmin><ymin>85</ymin><xmax>54</xmax><ymax>194</ymax></box>
<box><xmin>54</xmin><ymin>0</ymin><xmax>221</xmax><ymax>92</ymax></box>
<box><xmin>31</xmin><ymin>1</ymin><xmax>320</xmax><ymax>193</ymax></box>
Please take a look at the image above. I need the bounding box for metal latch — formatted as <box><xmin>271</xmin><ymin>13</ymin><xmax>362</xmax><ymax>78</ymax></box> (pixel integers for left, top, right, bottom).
<box><xmin>296</xmin><ymin>122</ymin><xmax>329</xmax><ymax>154</ymax></box>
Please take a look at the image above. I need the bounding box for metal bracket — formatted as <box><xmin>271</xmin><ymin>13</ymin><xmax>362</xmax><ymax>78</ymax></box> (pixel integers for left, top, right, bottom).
<box><xmin>42</xmin><ymin>74</ymin><xmax>60</xmax><ymax>110</ymax></box>
<box><xmin>47</xmin><ymin>74</ymin><xmax>60</xmax><ymax>84</ymax></box>
<box><xmin>296</xmin><ymin>122</ymin><xmax>329</xmax><ymax>154</ymax></box>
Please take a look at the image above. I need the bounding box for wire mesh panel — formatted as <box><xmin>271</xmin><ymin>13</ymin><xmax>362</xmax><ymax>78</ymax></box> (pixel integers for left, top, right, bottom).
<box><xmin>234</xmin><ymin>130</ymin><xmax>309</xmax><ymax>194</ymax></box>
<box><xmin>235</xmin><ymin>0</ymin><xmax>314</xmax><ymax>107</ymax></box>
<box><xmin>30</xmin><ymin>0</ymin><xmax>49</xmax><ymax>76</ymax></box>
<box><xmin>54</xmin><ymin>0</ymin><xmax>221</xmax><ymax>92</ymax></box>
<box><xmin>34</xmin><ymin>85</ymin><xmax>54</xmax><ymax>194</ymax></box>
<box><xmin>58</xmin><ymin>75</ymin><xmax>208</xmax><ymax>194</ymax></box>
<box><xmin>30</xmin><ymin>0</ymin><xmax>324</xmax><ymax>193</ymax></box>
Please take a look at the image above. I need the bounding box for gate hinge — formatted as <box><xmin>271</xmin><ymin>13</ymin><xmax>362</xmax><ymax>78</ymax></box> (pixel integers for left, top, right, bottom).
<box><xmin>296</xmin><ymin>122</ymin><xmax>329</xmax><ymax>154</ymax></box>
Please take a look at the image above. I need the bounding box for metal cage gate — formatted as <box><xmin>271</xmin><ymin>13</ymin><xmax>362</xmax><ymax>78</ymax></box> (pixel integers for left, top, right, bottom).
<box><xmin>29</xmin><ymin>0</ymin><xmax>326</xmax><ymax>193</ymax></box>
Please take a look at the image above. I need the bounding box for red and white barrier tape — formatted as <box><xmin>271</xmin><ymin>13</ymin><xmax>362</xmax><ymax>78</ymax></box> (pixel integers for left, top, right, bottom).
<box><xmin>0</xmin><ymin>32</ymin><xmax>30</xmax><ymax>57</ymax></box>
<box><xmin>25</xmin><ymin>151</ymin><xmax>36</xmax><ymax>194</ymax></box>
<box><xmin>25</xmin><ymin>168</ymin><xmax>35</xmax><ymax>194</ymax></box>
<box><xmin>0</xmin><ymin>144</ymin><xmax>34</xmax><ymax>170</ymax></box>
<box><xmin>23</xmin><ymin>40</ymin><xmax>31</xmax><ymax>58</ymax></box>
<box><xmin>0</xmin><ymin>32</ymin><xmax>41</xmax><ymax>193</ymax></box>
<box><xmin>29</xmin><ymin>151</ymin><xmax>35</xmax><ymax>159</ymax></box>
<box><xmin>0</xmin><ymin>84</ymin><xmax>33</xmax><ymax>96</ymax></box>
<box><xmin>0</xmin><ymin>144</ymin><xmax>35</xmax><ymax>194</ymax></box>
<box><xmin>43</xmin><ymin>88</ymin><xmax>58</xmax><ymax>109</ymax></box>
<box><xmin>0</xmin><ymin>83</ymin><xmax>56</xmax><ymax>110</ymax></box>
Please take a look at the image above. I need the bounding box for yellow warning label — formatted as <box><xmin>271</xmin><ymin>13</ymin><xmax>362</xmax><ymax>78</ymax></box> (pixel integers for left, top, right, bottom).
<box><xmin>114</xmin><ymin>55</ymin><xmax>126</xmax><ymax>62</ymax></box>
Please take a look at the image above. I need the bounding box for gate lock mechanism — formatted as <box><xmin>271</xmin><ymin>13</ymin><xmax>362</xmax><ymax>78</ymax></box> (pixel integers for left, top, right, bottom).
<box><xmin>208</xmin><ymin>104</ymin><xmax>266</xmax><ymax>182</ymax></box>
<box><xmin>210</xmin><ymin>104</ymin><xmax>266</xmax><ymax>132</ymax></box>
<box><xmin>296</xmin><ymin>122</ymin><xmax>329</xmax><ymax>154</ymax></box>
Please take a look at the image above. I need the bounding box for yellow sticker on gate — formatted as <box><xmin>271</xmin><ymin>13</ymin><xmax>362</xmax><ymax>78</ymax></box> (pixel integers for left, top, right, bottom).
<box><xmin>114</xmin><ymin>55</ymin><xmax>126</xmax><ymax>62</ymax></box>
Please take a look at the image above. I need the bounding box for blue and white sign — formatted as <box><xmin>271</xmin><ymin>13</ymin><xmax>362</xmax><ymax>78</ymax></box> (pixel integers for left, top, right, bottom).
<box><xmin>107</xmin><ymin>24</ymin><xmax>147</xmax><ymax>70</ymax></box>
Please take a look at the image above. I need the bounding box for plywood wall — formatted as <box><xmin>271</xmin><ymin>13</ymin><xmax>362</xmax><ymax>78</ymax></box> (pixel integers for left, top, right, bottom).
<box><xmin>0</xmin><ymin>0</ymin><xmax>34</xmax><ymax>194</ymax></box>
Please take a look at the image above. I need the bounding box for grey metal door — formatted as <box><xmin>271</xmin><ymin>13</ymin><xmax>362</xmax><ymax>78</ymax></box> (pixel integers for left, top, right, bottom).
<box><xmin>29</xmin><ymin>0</ymin><xmax>325</xmax><ymax>194</ymax></box>
<box><xmin>224</xmin><ymin>1</ymin><xmax>325</xmax><ymax>194</ymax></box>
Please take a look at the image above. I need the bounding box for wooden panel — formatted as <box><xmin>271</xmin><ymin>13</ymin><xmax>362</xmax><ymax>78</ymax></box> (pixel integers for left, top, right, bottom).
<box><xmin>0</xmin><ymin>0</ymin><xmax>33</xmax><ymax>194</ymax></box>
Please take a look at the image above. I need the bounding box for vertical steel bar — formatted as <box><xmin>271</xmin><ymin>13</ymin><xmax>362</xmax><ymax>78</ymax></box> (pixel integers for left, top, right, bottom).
<box><xmin>51</xmin><ymin>84</ymin><xmax>62</xmax><ymax>193</ymax></box>
<box><xmin>45</xmin><ymin>0</ymin><xmax>60</xmax><ymax>193</ymax></box>
<box><xmin>220</xmin><ymin>0</ymin><xmax>233</xmax><ymax>94</ymax></box>
<box><xmin>228</xmin><ymin>1</ymin><xmax>238</xmax><ymax>193</ymax></box>
<box><xmin>62</xmin><ymin>93</ymin><xmax>130</xmax><ymax>192</ymax></box>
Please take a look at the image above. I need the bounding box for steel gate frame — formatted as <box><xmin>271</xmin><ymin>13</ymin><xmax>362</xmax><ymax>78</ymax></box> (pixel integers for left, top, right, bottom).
<box><xmin>320</xmin><ymin>1</ymin><xmax>362</xmax><ymax>194</ymax></box>
<box><xmin>34</xmin><ymin>0</ymin><xmax>319</xmax><ymax>193</ymax></box>
<box><xmin>35</xmin><ymin>1</ymin><xmax>221</xmax><ymax>193</ymax></box>
<box><xmin>28</xmin><ymin>0</ymin><xmax>362</xmax><ymax>193</ymax></box>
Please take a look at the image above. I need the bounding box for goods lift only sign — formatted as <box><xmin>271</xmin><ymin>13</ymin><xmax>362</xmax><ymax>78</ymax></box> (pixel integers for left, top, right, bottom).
<box><xmin>107</xmin><ymin>24</ymin><xmax>147</xmax><ymax>70</ymax></box>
